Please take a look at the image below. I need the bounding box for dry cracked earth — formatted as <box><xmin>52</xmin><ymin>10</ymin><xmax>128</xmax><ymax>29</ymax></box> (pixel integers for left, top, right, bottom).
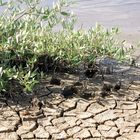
<box><xmin>1</xmin><ymin>58</ymin><xmax>140</xmax><ymax>140</ymax></box>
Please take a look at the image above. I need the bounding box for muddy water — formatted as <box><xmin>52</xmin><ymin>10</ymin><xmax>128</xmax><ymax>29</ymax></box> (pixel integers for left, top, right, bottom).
<box><xmin>72</xmin><ymin>0</ymin><xmax>140</xmax><ymax>44</ymax></box>
<box><xmin>47</xmin><ymin>0</ymin><xmax>140</xmax><ymax>44</ymax></box>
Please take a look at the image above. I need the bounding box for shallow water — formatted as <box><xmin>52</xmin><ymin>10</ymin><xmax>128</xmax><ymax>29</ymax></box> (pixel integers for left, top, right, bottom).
<box><xmin>1</xmin><ymin>0</ymin><xmax>140</xmax><ymax>44</ymax></box>
<box><xmin>48</xmin><ymin>0</ymin><xmax>140</xmax><ymax>44</ymax></box>
<box><xmin>73</xmin><ymin>0</ymin><xmax>140</xmax><ymax>28</ymax></box>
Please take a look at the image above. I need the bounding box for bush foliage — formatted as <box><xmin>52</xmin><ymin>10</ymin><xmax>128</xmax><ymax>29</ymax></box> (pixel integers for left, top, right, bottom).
<box><xmin>0</xmin><ymin>0</ymin><xmax>128</xmax><ymax>93</ymax></box>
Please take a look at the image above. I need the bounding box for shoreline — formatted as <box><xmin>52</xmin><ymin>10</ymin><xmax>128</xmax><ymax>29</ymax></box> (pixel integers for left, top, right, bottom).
<box><xmin>117</xmin><ymin>31</ymin><xmax>140</xmax><ymax>46</ymax></box>
<box><xmin>74</xmin><ymin>21</ymin><xmax>140</xmax><ymax>46</ymax></box>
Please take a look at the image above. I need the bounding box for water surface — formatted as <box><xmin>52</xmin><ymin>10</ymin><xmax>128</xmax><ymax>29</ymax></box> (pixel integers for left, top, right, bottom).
<box><xmin>71</xmin><ymin>0</ymin><xmax>140</xmax><ymax>44</ymax></box>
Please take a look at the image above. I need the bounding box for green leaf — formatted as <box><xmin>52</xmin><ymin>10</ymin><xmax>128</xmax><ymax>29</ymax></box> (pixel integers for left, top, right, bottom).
<box><xmin>42</xmin><ymin>15</ymin><xmax>48</xmax><ymax>20</ymax></box>
<box><xmin>0</xmin><ymin>0</ymin><xmax>7</xmax><ymax>6</ymax></box>
<box><xmin>61</xmin><ymin>11</ymin><xmax>70</xmax><ymax>16</ymax></box>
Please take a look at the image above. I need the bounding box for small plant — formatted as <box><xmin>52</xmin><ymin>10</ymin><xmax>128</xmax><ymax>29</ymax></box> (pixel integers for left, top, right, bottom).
<box><xmin>0</xmin><ymin>0</ymin><xmax>131</xmax><ymax>94</ymax></box>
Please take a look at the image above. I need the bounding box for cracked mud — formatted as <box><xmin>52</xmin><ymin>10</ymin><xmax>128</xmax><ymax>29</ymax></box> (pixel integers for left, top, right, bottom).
<box><xmin>0</xmin><ymin>63</ymin><xmax>140</xmax><ymax>140</ymax></box>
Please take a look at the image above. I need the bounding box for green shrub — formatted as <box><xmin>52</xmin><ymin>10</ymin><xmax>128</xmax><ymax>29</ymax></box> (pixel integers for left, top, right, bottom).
<box><xmin>0</xmin><ymin>0</ymin><xmax>129</xmax><ymax>93</ymax></box>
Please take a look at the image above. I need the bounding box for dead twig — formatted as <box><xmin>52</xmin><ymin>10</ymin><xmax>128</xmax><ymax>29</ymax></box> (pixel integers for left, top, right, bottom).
<box><xmin>126</xmin><ymin>80</ymin><xmax>134</xmax><ymax>90</ymax></box>
<box><xmin>38</xmin><ymin>86</ymin><xmax>53</xmax><ymax>98</ymax></box>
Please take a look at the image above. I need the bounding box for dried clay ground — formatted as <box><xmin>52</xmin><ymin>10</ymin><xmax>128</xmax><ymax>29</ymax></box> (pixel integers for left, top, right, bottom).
<box><xmin>0</xmin><ymin>47</ymin><xmax>140</xmax><ymax>140</ymax></box>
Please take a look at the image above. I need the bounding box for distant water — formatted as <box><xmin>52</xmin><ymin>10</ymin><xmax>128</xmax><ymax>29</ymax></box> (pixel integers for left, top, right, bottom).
<box><xmin>71</xmin><ymin>0</ymin><xmax>140</xmax><ymax>44</ymax></box>
<box><xmin>1</xmin><ymin>0</ymin><xmax>140</xmax><ymax>44</ymax></box>
<box><xmin>73</xmin><ymin>0</ymin><xmax>140</xmax><ymax>28</ymax></box>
